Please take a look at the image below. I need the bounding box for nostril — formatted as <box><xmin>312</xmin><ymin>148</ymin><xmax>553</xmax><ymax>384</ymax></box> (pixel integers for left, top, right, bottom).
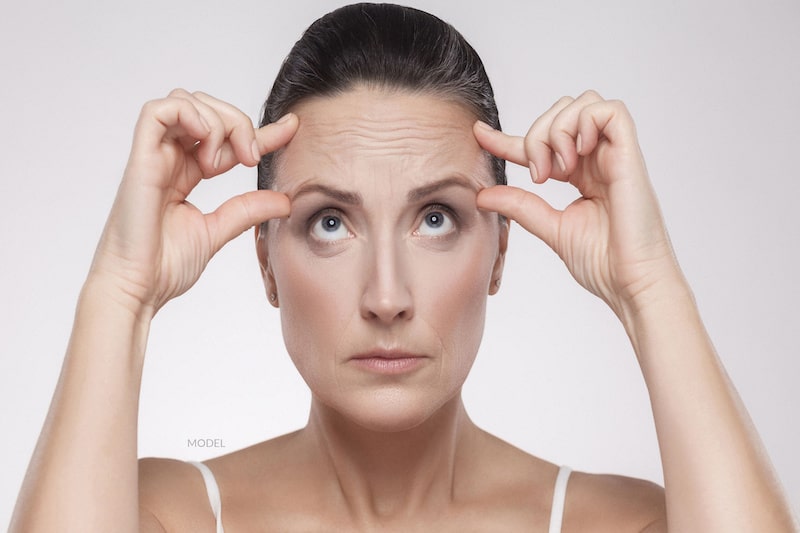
<box><xmin>361</xmin><ymin>293</ymin><xmax>413</xmax><ymax>323</ymax></box>
<box><xmin>359</xmin><ymin>251</ymin><xmax>414</xmax><ymax>323</ymax></box>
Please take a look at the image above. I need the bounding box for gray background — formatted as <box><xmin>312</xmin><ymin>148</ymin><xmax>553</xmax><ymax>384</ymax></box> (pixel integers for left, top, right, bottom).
<box><xmin>2</xmin><ymin>0</ymin><xmax>798</xmax><ymax>525</ymax></box>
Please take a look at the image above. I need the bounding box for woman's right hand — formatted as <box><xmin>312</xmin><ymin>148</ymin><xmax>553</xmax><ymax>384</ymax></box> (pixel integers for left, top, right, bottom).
<box><xmin>88</xmin><ymin>89</ymin><xmax>298</xmax><ymax>315</ymax></box>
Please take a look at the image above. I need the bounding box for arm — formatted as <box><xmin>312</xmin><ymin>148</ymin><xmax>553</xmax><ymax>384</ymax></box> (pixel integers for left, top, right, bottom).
<box><xmin>625</xmin><ymin>266</ymin><xmax>792</xmax><ymax>531</ymax></box>
<box><xmin>9</xmin><ymin>90</ymin><xmax>298</xmax><ymax>532</ymax></box>
<box><xmin>473</xmin><ymin>91</ymin><xmax>797</xmax><ymax>532</ymax></box>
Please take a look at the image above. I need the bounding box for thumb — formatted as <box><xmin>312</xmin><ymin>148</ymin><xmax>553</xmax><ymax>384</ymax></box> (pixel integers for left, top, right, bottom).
<box><xmin>477</xmin><ymin>185</ymin><xmax>560</xmax><ymax>250</ymax></box>
<box><xmin>207</xmin><ymin>190</ymin><xmax>291</xmax><ymax>254</ymax></box>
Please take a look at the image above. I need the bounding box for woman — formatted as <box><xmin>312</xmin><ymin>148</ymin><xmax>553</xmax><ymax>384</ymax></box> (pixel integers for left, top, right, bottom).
<box><xmin>10</xmin><ymin>3</ymin><xmax>796</xmax><ymax>532</ymax></box>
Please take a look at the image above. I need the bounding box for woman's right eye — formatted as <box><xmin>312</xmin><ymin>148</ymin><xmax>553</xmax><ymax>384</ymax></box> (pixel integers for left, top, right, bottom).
<box><xmin>310</xmin><ymin>213</ymin><xmax>351</xmax><ymax>242</ymax></box>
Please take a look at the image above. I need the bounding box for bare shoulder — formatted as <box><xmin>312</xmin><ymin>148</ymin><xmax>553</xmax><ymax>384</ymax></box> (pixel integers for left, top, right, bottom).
<box><xmin>138</xmin><ymin>457</ymin><xmax>217</xmax><ymax>533</ymax></box>
<box><xmin>564</xmin><ymin>471</ymin><xmax>667</xmax><ymax>533</ymax></box>
<box><xmin>136</xmin><ymin>434</ymin><xmax>300</xmax><ymax>532</ymax></box>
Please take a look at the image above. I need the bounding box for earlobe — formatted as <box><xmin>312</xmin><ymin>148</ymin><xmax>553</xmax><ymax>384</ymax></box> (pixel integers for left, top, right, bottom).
<box><xmin>255</xmin><ymin>225</ymin><xmax>279</xmax><ymax>307</ymax></box>
<box><xmin>488</xmin><ymin>218</ymin><xmax>509</xmax><ymax>296</ymax></box>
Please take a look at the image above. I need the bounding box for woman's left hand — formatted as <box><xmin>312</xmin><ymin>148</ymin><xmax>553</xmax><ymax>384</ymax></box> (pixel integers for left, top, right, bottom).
<box><xmin>473</xmin><ymin>91</ymin><xmax>683</xmax><ymax>320</ymax></box>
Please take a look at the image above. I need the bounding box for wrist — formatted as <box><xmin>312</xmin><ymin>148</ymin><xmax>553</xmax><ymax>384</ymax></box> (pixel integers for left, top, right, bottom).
<box><xmin>616</xmin><ymin>270</ymin><xmax>698</xmax><ymax>353</ymax></box>
<box><xmin>65</xmin><ymin>277</ymin><xmax>155</xmax><ymax>374</ymax></box>
<box><xmin>80</xmin><ymin>272</ymin><xmax>157</xmax><ymax>326</ymax></box>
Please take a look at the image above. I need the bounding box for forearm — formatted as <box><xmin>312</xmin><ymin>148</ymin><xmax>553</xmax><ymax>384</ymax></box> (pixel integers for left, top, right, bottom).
<box><xmin>622</xmin><ymin>278</ymin><xmax>797</xmax><ymax>532</ymax></box>
<box><xmin>10</xmin><ymin>278</ymin><xmax>153</xmax><ymax>532</ymax></box>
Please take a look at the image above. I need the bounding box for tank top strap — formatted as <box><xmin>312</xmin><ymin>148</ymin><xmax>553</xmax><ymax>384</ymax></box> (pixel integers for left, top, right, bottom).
<box><xmin>188</xmin><ymin>461</ymin><xmax>225</xmax><ymax>533</ymax></box>
<box><xmin>548</xmin><ymin>465</ymin><xmax>572</xmax><ymax>533</ymax></box>
<box><xmin>188</xmin><ymin>459</ymin><xmax>567</xmax><ymax>532</ymax></box>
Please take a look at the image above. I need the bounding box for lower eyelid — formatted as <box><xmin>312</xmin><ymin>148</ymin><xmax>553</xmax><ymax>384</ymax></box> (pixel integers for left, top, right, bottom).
<box><xmin>414</xmin><ymin>217</ymin><xmax>457</xmax><ymax>239</ymax></box>
<box><xmin>307</xmin><ymin>208</ymin><xmax>350</xmax><ymax>236</ymax></box>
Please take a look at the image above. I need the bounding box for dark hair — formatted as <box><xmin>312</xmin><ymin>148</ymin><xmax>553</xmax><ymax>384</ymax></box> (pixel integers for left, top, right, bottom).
<box><xmin>257</xmin><ymin>3</ymin><xmax>505</xmax><ymax>190</ymax></box>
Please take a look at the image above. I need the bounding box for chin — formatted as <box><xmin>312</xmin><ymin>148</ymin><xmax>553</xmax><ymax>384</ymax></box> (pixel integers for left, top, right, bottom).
<box><xmin>318</xmin><ymin>385</ymin><xmax>458</xmax><ymax>433</ymax></box>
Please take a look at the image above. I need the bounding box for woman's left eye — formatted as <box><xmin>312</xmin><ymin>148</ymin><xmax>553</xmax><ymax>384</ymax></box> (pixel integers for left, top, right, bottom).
<box><xmin>416</xmin><ymin>209</ymin><xmax>455</xmax><ymax>237</ymax></box>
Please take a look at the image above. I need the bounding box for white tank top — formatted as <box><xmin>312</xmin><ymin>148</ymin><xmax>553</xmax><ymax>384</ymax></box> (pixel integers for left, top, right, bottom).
<box><xmin>190</xmin><ymin>461</ymin><xmax>572</xmax><ymax>532</ymax></box>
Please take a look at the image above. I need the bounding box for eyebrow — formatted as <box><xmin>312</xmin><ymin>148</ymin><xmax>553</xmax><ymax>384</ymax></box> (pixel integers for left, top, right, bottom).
<box><xmin>406</xmin><ymin>176</ymin><xmax>478</xmax><ymax>202</ymax></box>
<box><xmin>291</xmin><ymin>183</ymin><xmax>362</xmax><ymax>205</ymax></box>
<box><xmin>290</xmin><ymin>176</ymin><xmax>478</xmax><ymax>205</ymax></box>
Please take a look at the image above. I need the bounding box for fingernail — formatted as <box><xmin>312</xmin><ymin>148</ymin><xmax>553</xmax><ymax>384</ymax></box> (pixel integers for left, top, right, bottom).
<box><xmin>275</xmin><ymin>113</ymin><xmax>294</xmax><ymax>124</ymax></box>
<box><xmin>475</xmin><ymin>120</ymin><xmax>494</xmax><ymax>131</ymax></box>
<box><xmin>576</xmin><ymin>134</ymin><xmax>583</xmax><ymax>154</ymax></box>
<box><xmin>555</xmin><ymin>152</ymin><xmax>566</xmax><ymax>173</ymax></box>
<box><xmin>251</xmin><ymin>139</ymin><xmax>260</xmax><ymax>162</ymax></box>
<box><xmin>214</xmin><ymin>148</ymin><xmax>222</xmax><ymax>169</ymax></box>
<box><xmin>529</xmin><ymin>162</ymin><xmax>539</xmax><ymax>183</ymax></box>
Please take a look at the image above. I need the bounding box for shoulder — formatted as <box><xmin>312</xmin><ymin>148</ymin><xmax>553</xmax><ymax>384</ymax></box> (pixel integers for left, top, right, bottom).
<box><xmin>138</xmin><ymin>457</ymin><xmax>217</xmax><ymax>533</ymax></box>
<box><xmin>458</xmin><ymin>431</ymin><xmax>666</xmax><ymax>531</ymax></box>
<box><xmin>137</xmin><ymin>432</ymin><xmax>308</xmax><ymax>531</ymax></box>
<box><xmin>564</xmin><ymin>471</ymin><xmax>667</xmax><ymax>533</ymax></box>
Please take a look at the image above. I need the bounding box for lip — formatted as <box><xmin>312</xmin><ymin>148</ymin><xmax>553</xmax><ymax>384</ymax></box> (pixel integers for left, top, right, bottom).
<box><xmin>349</xmin><ymin>350</ymin><xmax>428</xmax><ymax>375</ymax></box>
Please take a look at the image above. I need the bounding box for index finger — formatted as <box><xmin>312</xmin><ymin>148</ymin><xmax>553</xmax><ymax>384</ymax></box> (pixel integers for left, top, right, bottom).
<box><xmin>473</xmin><ymin>121</ymin><xmax>528</xmax><ymax>167</ymax></box>
<box><xmin>255</xmin><ymin>113</ymin><xmax>299</xmax><ymax>156</ymax></box>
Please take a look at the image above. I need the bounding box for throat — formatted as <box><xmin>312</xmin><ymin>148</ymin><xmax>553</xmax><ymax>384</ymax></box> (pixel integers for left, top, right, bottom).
<box><xmin>302</xmin><ymin>394</ymin><xmax>477</xmax><ymax>522</ymax></box>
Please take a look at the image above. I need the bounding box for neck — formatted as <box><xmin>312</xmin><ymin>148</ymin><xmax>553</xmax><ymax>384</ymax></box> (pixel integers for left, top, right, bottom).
<box><xmin>302</xmin><ymin>393</ymin><xmax>478</xmax><ymax>523</ymax></box>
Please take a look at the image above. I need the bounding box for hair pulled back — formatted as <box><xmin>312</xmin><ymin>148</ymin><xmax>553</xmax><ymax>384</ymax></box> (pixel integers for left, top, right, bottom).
<box><xmin>258</xmin><ymin>3</ymin><xmax>505</xmax><ymax>190</ymax></box>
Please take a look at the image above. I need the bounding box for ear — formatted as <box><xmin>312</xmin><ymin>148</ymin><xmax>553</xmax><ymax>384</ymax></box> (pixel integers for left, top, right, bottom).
<box><xmin>255</xmin><ymin>224</ymin><xmax>279</xmax><ymax>307</ymax></box>
<box><xmin>488</xmin><ymin>217</ymin><xmax>509</xmax><ymax>296</ymax></box>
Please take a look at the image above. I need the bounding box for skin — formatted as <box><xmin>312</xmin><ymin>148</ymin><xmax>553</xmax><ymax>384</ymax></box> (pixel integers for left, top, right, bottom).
<box><xmin>10</xmin><ymin>86</ymin><xmax>797</xmax><ymax>532</ymax></box>
<box><xmin>262</xmin><ymin>90</ymin><xmax>505</xmax><ymax>433</ymax></box>
<box><xmin>145</xmin><ymin>89</ymin><xmax>668</xmax><ymax>531</ymax></box>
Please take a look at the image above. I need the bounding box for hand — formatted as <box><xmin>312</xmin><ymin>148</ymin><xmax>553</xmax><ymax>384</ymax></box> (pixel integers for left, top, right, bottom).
<box><xmin>473</xmin><ymin>91</ymin><xmax>682</xmax><ymax>319</ymax></box>
<box><xmin>89</xmin><ymin>89</ymin><xmax>298</xmax><ymax>314</ymax></box>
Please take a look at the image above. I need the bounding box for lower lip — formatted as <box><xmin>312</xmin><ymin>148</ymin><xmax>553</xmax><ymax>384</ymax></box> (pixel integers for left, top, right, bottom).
<box><xmin>349</xmin><ymin>357</ymin><xmax>426</xmax><ymax>374</ymax></box>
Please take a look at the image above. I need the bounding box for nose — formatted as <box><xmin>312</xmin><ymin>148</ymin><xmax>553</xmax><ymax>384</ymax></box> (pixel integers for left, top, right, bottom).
<box><xmin>359</xmin><ymin>238</ymin><xmax>414</xmax><ymax>324</ymax></box>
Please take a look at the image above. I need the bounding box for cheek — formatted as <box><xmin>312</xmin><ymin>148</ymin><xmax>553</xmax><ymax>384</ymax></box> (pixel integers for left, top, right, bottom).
<box><xmin>270</xmin><ymin>238</ymin><xmax>360</xmax><ymax>383</ymax></box>
<box><xmin>414</xmin><ymin>241</ymin><xmax>493</xmax><ymax>359</ymax></box>
<box><xmin>269</xmin><ymin>221</ymin><xmax>498</xmax><ymax>388</ymax></box>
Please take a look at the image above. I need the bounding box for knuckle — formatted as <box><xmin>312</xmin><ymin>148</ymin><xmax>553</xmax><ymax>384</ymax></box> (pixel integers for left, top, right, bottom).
<box><xmin>522</xmin><ymin>132</ymin><xmax>539</xmax><ymax>156</ymax></box>
<box><xmin>139</xmin><ymin>97</ymin><xmax>173</xmax><ymax>118</ymax></box>
<box><xmin>579</xmin><ymin>89</ymin><xmax>603</xmax><ymax>101</ymax></box>
<box><xmin>608</xmin><ymin>99</ymin><xmax>628</xmax><ymax>112</ymax></box>
<box><xmin>550</xmin><ymin>114</ymin><xmax>574</xmax><ymax>136</ymax></box>
<box><xmin>140</xmin><ymin>99</ymin><xmax>159</xmax><ymax>115</ymax></box>
<box><xmin>231</xmin><ymin>112</ymin><xmax>254</xmax><ymax>131</ymax></box>
<box><xmin>168</xmin><ymin>87</ymin><xmax>189</xmax><ymax>98</ymax></box>
<box><xmin>605</xmin><ymin>99</ymin><xmax>633</xmax><ymax>122</ymax></box>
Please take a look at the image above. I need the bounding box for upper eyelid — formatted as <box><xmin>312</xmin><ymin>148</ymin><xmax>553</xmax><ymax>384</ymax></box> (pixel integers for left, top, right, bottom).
<box><xmin>306</xmin><ymin>206</ymin><xmax>347</xmax><ymax>227</ymax></box>
<box><xmin>304</xmin><ymin>202</ymin><xmax>460</xmax><ymax>235</ymax></box>
<box><xmin>307</xmin><ymin>207</ymin><xmax>353</xmax><ymax>242</ymax></box>
<box><xmin>420</xmin><ymin>202</ymin><xmax>459</xmax><ymax>222</ymax></box>
<box><xmin>414</xmin><ymin>203</ymin><xmax>458</xmax><ymax>237</ymax></box>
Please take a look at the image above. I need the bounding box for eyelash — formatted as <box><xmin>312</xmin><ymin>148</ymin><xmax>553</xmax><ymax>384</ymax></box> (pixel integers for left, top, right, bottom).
<box><xmin>307</xmin><ymin>207</ymin><xmax>352</xmax><ymax>244</ymax></box>
<box><xmin>415</xmin><ymin>203</ymin><xmax>459</xmax><ymax>238</ymax></box>
<box><xmin>306</xmin><ymin>203</ymin><xmax>460</xmax><ymax>242</ymax></box>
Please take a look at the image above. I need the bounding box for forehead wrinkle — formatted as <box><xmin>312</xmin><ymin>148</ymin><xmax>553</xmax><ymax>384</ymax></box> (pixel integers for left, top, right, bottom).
<box><xmin>284</xmin><ymin>142</ymin><xmax>490</xmax><ymax>197</ymax></box>
<box><xmin>304</xmin><ymin>119</ymin><xmax>469</xmax><ymax>159</ymax></box>
<box><xmin>277</xmin><ymin>89</ymin><xmax>491</xmax><ymax>191</ymax></box>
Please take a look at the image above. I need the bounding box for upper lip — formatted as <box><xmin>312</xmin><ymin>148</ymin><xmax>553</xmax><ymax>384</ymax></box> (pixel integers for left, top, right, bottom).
<box><xmin>350</xmin><ymin>349</ymin><xmax>427</xmax><ymax>360</ymax></box>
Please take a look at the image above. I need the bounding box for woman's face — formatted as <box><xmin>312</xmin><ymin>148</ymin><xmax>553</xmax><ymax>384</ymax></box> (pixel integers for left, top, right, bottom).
<box><xmin>258</xmin><ymin>88</ymin><xmax>507</xmax><ymax>431</ymax></box>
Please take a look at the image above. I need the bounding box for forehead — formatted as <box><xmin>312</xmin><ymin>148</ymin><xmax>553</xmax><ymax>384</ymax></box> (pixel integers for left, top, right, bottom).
<box><xmin>274</xmin><ymin>88</ymin><xmax>491</xmax><ymax>193</ymax></box>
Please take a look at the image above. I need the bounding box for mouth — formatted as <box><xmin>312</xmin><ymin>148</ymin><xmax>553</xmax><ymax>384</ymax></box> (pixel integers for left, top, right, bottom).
<box><xmin>348</xmin><ymin>350</ymin><xmax>428</xmax><ymax>375</ymax></box>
